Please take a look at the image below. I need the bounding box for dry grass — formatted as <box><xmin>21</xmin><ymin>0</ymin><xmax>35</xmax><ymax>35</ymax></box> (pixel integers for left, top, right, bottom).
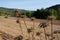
<box><xmin>0</xmin><ymin>16</ymin><xmax>60</xmax><ymax>40</ymax></box>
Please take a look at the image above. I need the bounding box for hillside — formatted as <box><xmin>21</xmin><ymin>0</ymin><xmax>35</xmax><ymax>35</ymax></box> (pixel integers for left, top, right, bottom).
<box><xmin>47</xmin><ymin>4</ymin><xmax>60</xmax><ymax>10</ymax></box>
<box><xmin>0</xmin><ymin>7</ymin><xmax>29</xmax><ymax>16</ymax></box>
<box><xmin>33</xmin><ymin>4</ymin><xmax>60</xmax><ymax>19</ymax></box>
<box><xmin>47</xmin><ymin>4</ymin><xmax>60</xmax><ymax>19</ymax></box>
<box><xmin>0</xmin><ymin>4</ymin><xmax>60</xmax><ymax>19</ymax></box>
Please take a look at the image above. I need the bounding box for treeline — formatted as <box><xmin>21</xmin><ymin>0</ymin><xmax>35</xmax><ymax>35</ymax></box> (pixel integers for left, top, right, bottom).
<box><xmin>25</xmin><ymin>8</ymin><xmax>50</xmax><ymax>19</ymax></box>
<box><xmin>24</xmin><ymin>4</ymin><xmax>60</xmax><ymax>20</ymax></box>
<box><xmin>25</xmin><ymin>8</ymin><xmax>60</xmax><ymax>20</ymax></box>
<box><xmin>0</xmin><ymin>4</ymin><xmax>60</xmax><ymax>20</ymax></box>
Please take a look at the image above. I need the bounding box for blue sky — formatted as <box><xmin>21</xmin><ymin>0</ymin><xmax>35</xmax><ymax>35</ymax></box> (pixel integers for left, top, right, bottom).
<box><xmin>0</xmin><ymin>0</ymin><xmax>60</xmax><ymax>10</ymax></box>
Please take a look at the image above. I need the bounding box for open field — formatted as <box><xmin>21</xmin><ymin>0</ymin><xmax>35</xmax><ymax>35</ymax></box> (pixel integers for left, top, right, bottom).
<box><xmin>0</xmin><ymin>16</ymin><xmax>60</xmax><ymax>40</ymax></box>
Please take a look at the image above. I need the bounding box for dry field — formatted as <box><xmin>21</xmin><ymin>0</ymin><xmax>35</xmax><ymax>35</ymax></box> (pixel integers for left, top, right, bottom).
<box><xmin>0</xmin><ymin>16</ymin><xmax>60</xmax><ymax>40</ymax></box>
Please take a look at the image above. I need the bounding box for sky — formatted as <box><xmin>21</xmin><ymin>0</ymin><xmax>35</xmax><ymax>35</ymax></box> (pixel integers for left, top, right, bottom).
<box><xmin>0</xmin><ymin>0</ymin><xmax>60</xmax><ymax>10</ymax></box>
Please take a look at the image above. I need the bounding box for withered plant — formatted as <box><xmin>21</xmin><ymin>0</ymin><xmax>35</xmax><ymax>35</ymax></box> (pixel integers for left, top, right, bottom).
<box><xmin>53</xmin><ymin>30</ymin><xmax>60</xmax><ymax>40</ymax></box>
<box><xmin>30</xmin><ymin>17</ymin><xmax>35</xmax><ymax>40</ymax></box>
<box><xmin>36</xmin><ymin>32</ymin><xmax>42</xmax><ymax>40</ymax></box>
<box><xmin>20</xmin><ymin>15</ymin><xmax>28</xmax><ymax>31</ymax></box>
<box><xmin>39</xmin><ymin>22</ymin><xmax>47</xmax><ymax>40</ymax></box>
<box><xmin>47</xmin><ymin>16</ymin><xmax>56</xmax><ymax>40</ymax></box>
<box><xmin>27</xmin><ymin>28</ymin><xmax>33</xmax><ymax>40</ymax></box>
<box><xmin>16</xmin><ymin>18</ymin><xmax>23</xmax><ymax>35</ymax></box>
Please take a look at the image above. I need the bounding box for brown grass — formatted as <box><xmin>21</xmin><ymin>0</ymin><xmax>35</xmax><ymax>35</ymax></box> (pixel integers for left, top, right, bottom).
<box><xmin>0</xmin><ymin>16</ymin><xmax>60</xmax><ymax>40</ymax></box>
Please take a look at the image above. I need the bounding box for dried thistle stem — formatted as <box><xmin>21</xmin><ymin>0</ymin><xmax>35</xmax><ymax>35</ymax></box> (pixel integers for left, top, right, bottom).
<box><xmin>32</xmin><ymin>20</ymin><xmax>35</xmax><ymax>40</ymax></box>
<box><xmin>56</xmin><ymin>33</ymin><xmax>59</xmax><ymax>40</ymax></box>
<box><xmin>51</xmin><ymin>19</ymin><xmax>53</xmax><ymax>40</ymax></box>
<box><xmin>44</xmin><ymin>28</ymin><xmax>47</xmax><ymax>40</ymax></box>
<box><xmin>18</xmin><ymin>19</ymin><xmax>23</xmax><ymax>35</ymax></box>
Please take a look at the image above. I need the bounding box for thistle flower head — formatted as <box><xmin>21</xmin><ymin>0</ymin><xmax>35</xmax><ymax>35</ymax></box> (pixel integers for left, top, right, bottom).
<box><xmin>15</xmin><ymin>10</ymin><xmax>20</xmax><ymax>17</ymax></box>
<box><xmin>16</xmin><ymin>19</ymin><xmax>19</xmax><ymax>23</ymax></box>
<box><xmin>54</xmin><ymin>30</ymin><xmax>60</xmax><ymax>34</ymax></box>
<box><xmin>46</xmin><ymin>33</ymin><xmax>51</xmax><ymax>37</ymax></box>
<box><xmin>47</xmin><ymin>16</ymin><xmax>56</xmax><ymax>21</ymax></box>
<box><xmin>27</xmin><ymin>28</ymin><xmax>32</xmax><ymax>33</ymax></box>
<box><xmin>14</xmin><ymin>35</ymin><xmax>23</xmax><ymax>40</ymax></box>
<box><xmin>31</xmin><ymin>17</ymin><xmax>35</xmax><ymax>21</ymax></box>
<box><xmin>50</xmin><ymin>36</ymin><xmax>55</xmax><ymax>40</ymax></box>
<box><xmin>15</xmin><ymin>10</ymin><xmax>19</xmax><ymax>12</ymax></box>
<box><xmin>39</xmin><ymin>22</ymin><xmax>47</xmax><ymax>28</ymax></box>
<box><xmin>20</xmin><ymin>15</ymin><xmax>27</xmax><ymax>18</ymax></box>
<box><xmin>36</xmin><ymin>32</ymin><xmax>41</xmax><ymax>36</ymax></box>
<box><xmin>4</xmin><ymin>15</ymin><xmax>8</xmax><ymax>18</ymax></box>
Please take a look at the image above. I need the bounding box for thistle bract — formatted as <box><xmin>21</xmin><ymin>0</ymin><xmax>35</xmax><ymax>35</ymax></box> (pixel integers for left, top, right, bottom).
<box><xmin>16</xmin><ymin>19</ymin><xmax>19</xmax><ymax>23</ymax></box>
<box><xmin>36</xmin><ymin>32</ymin><xmax>40</xmax><ymax>36</ymax></box>
<box><xmin>27</xmin><ymin>28</ymin><xmax>32</xmax><ymax>33</ymax></box>
<box><xmin>39</xmin><ymin>22</ymin><xmax>47</xmax><ymax>28</ymax></box>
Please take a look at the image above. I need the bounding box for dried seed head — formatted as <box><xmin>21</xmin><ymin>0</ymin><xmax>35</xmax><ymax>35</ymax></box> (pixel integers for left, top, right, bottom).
<box><xmin>14</xmin><ymin>35</ymin><xmax>23</xmax><ymax>40</ymax></box>
<box><xmin>53</xmin><ymin>31</ymin><xmax>57</xmax><ymax>34</ymax></box>
<box><xmin>39</xmin><ymin>22</ymin><xmax>47</xmax><ymax>28</ymax></box>
<box><xmin>47</xmin><ymin>16</ymin><xmax>56</xmax><ymax>21</ymax></box>
<box><xmin>58</xmin><ymin>31</ymin><xmax>60</xmax><ymax>33</ymax></box>
<box><xmin>4</xmin><ymin>15</ymin><xmax>8</xmax><ymax>18</ymax></box>
<box><xmin>16</xmin><ymin>19</ymin><xmax>19</xmax><ymax>23</ymax></box>
<box><xmin>31</xmin><ymin>17</ymin><xmax>35</xmax><ymax>21</ymax></box>
<box><xmin>15</xmin><ymin>10</ymin><xmax>20</xmax><ymax>17</ymax></box>
<box><xmin>50</xmin><ymin>36</ymin><xmax>55</xmax><ymax>40</ymax></box>
<box><xmin>53</xmin><ymin>37</ymin><xmax>55</xmax><ymax>39</ymax></box>
<box><xmin>27</xmin><ymin>28</ymin><xmax>32</xmax><ymax>33</ymax></box>
<box><xmin>36</xmin><ymin>32</ymin><xmax>40</xmax><ymax>36</ymax></box>
<box><xmin>20</xmin><ymin>15</ymin><xmax>24</xmax><ymax>18</ymax></box>
<box><xmin>20</xmin><ymin>15</ymin><xmax>26</xmax><ymax>18</ymax></box>
<box><xmin>54</xmin><ymin>30</ymin><xmax>60</xmax><ymax>34</ymax></box>
<box><xmin>46</xmin><ymin>33</ymin><xmax>51</xmax><ymax>37</ymax></box>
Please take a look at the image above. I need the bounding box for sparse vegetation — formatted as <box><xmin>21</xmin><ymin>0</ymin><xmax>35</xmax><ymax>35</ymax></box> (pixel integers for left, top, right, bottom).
<box><xmin>0</xmin><ymin>4</ymin><xmax>60</xmax><ymax>40</ymax></box>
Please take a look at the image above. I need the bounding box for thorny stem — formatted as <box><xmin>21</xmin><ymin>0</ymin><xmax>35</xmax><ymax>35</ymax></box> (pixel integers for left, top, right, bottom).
<box><xmin>44</xmin><ymin>28</ymin><xmax>47</xmax><ymax>40</ymax></box>
<box><xmin>23</xmin><ymin>17</ymin><xmax>28</xmax><ymax>38</ymax></box>
<box><xmin>51</xmin><ymin>20</ymin><xmax>53</xmax><ymax>40</ymax></box>
<box><xmin>39</xmin><ymin>34</ymin><xmax>41</xmax><ymax>40</ymax></box>
<box><xmin>18</xmin><ymin>18</ymin><xmax>23</xmax><ymax>35</ymax></box>
<box><xmin>47</xmin><ymin>35</ymin><xmax>50</xmax><ymax>40</ymax></box>
<box><xmin>32</xmin><ymin>20</ymin><xmax>35</xmax><ymax>40</ymax></box>
<box><xmin>28</xmin><ymin>33</ymin><xmax>31</xmax><ymax>40</ymax></box>
<box><xmin>56</xmin><ymin>33</ymin><xmax>59</xmax><ymax>40</ymax></box>
<box><xmin>23</xmin><ymin>18</ymin><xmax>27</xmax><ymax>30</ymax></box>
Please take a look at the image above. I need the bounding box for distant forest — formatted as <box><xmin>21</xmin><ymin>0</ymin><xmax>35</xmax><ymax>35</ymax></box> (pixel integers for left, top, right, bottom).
<box><xmin>0</xmin><ymin>4</ymin><xmax>60</xmax><ymax>20</ymax></box>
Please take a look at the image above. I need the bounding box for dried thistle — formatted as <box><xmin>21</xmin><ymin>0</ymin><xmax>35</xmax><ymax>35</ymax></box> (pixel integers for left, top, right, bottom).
<box><xmin>46</xmin><ymin>33</ymin><xmax>51</xmax><ymax>37</ymax></box>
<box><xmin>25</xmin><ymin>39</ymin><xmax>29</xmax><ymax>40</ymax></box>
<box><xmin>36</xmin><ymin>32</ymin><xmax>41</xmax><ymax>36</ymax></box>
<box><xmin>16</xmin><ymin>19</ymin><xmax>19</xmax><ymax>23</ymax></box>
<box><xmin>20</xmin><ymin>15</ymin><xmax>24</xmax><ymax>18</ymax></box>
<box><xmin>15</xmin><ymin>10</ymin><xmax>20</xmax><ymax>17</ymax></box>
<box><xmin>53</xmin><ymin>30</ymin><xmax>60</xmax><ymax>34</ymax></box>
<box><xmin>39</xmin><ymin>22</ymin><xmax>47</xmax><ymax>28</ymax></box>
<box><xmin>39</xmin><ymin>22</ymin><xmax>47</xmax><ymax>40</ymax></box>
<box><xmin>20</xmin><ymin>15</ymin><xmax>27</xmax><ymax>18</ymax></box>
<box><xmin>47</xmin><ymin>16</ymin><xmax>56</xmax><ymax>21</ymax></box>
<box><xmin>47</xmin><ymin>16</ymin><xmax>56</xmax><ymax>40</ymax></box>
<box><xmin>14</xmin><ymin>35</ymin><xmax>23</xmax><ymax>40</ymax></box>
<box><xmin>27</xmin><ymin>28</ymin><xmax>32</xmax><ymax>33</ymax></box>
<box><xmin>50</xmin><ymin>36</ymin><xmax>55</xmax><ymax>40</ymax></box>
<box><xmin>38</xmin><ymin>22</ymin><xmax>48</xmax><ymax>40</ymax></box>
<box><xmin>31</xmin><ymin>17</ymin><xmax>35</xmax><ymax>21</ymax></box>
<box><xmin>4</xmin><ymin>15</ymin><xmax>8</xmax><ymax>18</ymax></box>
<box><xmin>53</xmin><ymin>30</ymin><xmax>60</xmax><ymax>40</ymax></box>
